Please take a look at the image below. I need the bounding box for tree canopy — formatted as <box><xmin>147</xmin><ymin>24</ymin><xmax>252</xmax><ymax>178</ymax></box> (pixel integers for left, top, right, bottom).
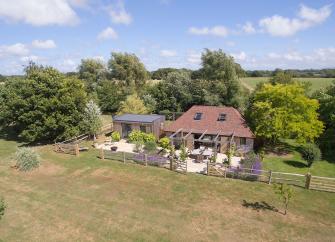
<box><xmin>118</xmin><ymin>94</ymin><xmax>148</xmax><ymax>115</ymax></box>
<box><xmin>108</xmin><ymin>52</ymin><xmax>149</xmax><ymax>91</ymax></box>
<box><xmin>313</xmin><ymin>81</ymin><xmax>335</xmax><ymax>155</ymax></box>
<box><xmin>0</xmin><ymin>64</ymin><xmax>87</xmax><ymax>142</ymax></box>
<box><xmin>78</xmin><ymin>58</ymin><xmax>107</xmax><ymax>92</ymax></box>
<box><xmin>248</xmin><ymin>83</ymin><xmax>323</xmax><ymax>143</ymax></box>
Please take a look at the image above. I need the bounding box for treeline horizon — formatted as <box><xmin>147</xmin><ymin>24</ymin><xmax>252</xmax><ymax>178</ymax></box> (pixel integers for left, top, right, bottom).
<box><xmin>1</xmin><ymin>67</ymin><xmax>335</xmax><ymax>81</ymax></box>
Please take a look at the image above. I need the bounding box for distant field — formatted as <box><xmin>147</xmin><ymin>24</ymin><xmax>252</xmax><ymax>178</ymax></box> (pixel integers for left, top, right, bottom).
<box><xmin>241</xmin><ymin>77</ymin><xmax>335</xmax><ymax>93</ymax></box>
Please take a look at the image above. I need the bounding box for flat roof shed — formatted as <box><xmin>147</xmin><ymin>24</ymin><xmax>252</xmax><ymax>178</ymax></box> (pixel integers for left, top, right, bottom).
<box><xmin>113</xmin><ymin>114</ymin><xmax>164</xmax><ymax>123</ymax></box>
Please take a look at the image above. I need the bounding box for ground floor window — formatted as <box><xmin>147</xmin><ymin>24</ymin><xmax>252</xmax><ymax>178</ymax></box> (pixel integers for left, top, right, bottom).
<box><xmin>240</xmin><ymin>137</ymin><xmax>247</xmax><ymax>145</ymax></box>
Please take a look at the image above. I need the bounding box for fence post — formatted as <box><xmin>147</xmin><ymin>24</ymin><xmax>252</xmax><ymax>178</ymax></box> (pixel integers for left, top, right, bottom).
<box><xmin>170</xmin><ymin>158</ymin><xmax>173</xmax><ymax>171</ymax></box>
<box><xmin>268</xmin><ymin>170</ymin><xmax>273</xmax><ymax>184</ymax></box>
<box><xmin>75</xmin><ymin>144</ymin><xmax>79</xmax><ymax>157</ymax></box>
<box><xmin>100</xmin><ymin>148</ymin><xmax>104</xmax><ymax>160</ymax></box>
<box><xmin>123</xmin><ymin>152</ymin><xmax>126</xmax><ymax>164</ymax></box>
<box><xmin>305</xmin><ymin>173</ymin><xmax>312</xmax><ymax>189</ymax></box>
<box><xmin>207</xmin><ymin>161</ymin><xmax>209</xmax><ymax>175</ymax></box>
<box><xmin>224</xmin><ymin>165</ymin><xmax>227</xmax><ymax>178</ymax></box>
<box><xmin>144</xmin><ymin>154</ymin><xmax>148</xmax><ymax>166</ymax></box>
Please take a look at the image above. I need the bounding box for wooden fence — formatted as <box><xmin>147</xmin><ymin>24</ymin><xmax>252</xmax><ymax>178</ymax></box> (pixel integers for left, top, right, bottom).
<box><xmin>99</xmin><ymin>149</ymin><xmax>335</xmax><ymax>193</ymax></box>
<box><xmin>207</xmin><ymin>163</ymin><xmax>335</xmax><ymax>193</ymax></box>
<box><xmin>100</xmin><ymin>150</ymin><xmax>170</xmax><ymax>168</ymax></box>
<box><xmin>309</xmin><ymin>175</ymin><xmax>335</xmax><ymax>192</ymax></box>
<box><xmin>54</xmin><ymin>143</ymin><xmax>79</xmax><ymax>156</ymax></box>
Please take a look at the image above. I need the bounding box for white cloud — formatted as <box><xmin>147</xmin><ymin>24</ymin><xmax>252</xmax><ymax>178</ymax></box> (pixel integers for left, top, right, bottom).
<box><xmin>231</xmin><ymin>51</ymin><xmax>247</xmax><ymax>61</ymax></box>
<box><xmin>187</xmin><ymin>52</ymin><xmax>201</xmax><ymax>64</ymax></box>
<box><xmin>20</xmin><ymin>55</ymin><xmax>40</xmax><ymax>62</ymax></box>
<box><xmin>32</xmin><ymin>40</ymin><xmax>56</xmax><ymax>49</ymax></box>
<box><xmin>259</xmin><ymin>4</ymin><xmax>332</xmax><ymax>37</ymax></box>
<box><xmin>188</xmin><ymin>25</ymin><xmax>228</xmax><ymax>37</ymax></box>
<box><xmin>107</xmin><ymin>0</ymin><xmax>132</xmax><ymax>25</ymax></box>
<box><xmin>298</xmin><ymin>4</ymin><xmax>332</xmax><ymax>23</ymax></box>
<box><xmin>242</xmin><ymin>22</ymin><xmax>256</xmax><ymax>34</ymax></box>
<box><xmin>160</xmin><ymin>49</ymin><xmax>177</xmax><ymax>57</ymax></box>
<box><xmin>0</xmin><ymin>0</ymin><xmax>80</xmax><ymax>26</ymax></box>
<box><xmin>97</xmin><ymin>27</ymin><xmax>118</xmax><ymax>40</ymax></box>
<box><xmin>0</xmin><ymin>43</ymin><xmax>29</xmax><ymax>57</ymax></box>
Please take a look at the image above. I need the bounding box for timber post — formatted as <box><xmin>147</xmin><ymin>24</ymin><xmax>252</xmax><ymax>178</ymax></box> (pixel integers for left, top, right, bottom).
<box><xmin>144</xmin><ymin>154</ymin><xmax>148</xmax><ymax>166</ymax></box>
<box><xmin>75</xmin><ymin>144</ymin><xmax>79</xmax><ymax>157</ymax></box>
<box><xmin>207</xmin><ymin>161</ymin><xmax>209</xmax><ymax>175</ymax></box>
<box><xmin>100</xmin><ymin>148</ymin><xmax>104</xmax><ymax>160</ymax></box>
<box><xmin>305</xmin><ymin>173</ymin><xmax>312</xmax><ymax>189</ymax></box>
<box><xmin>268</xmin><ymin>170</ymin><xmax>273</xmax><ymax>184</ymax></box>
<box><xmin>123</xmin><ymin>152</ymin><xmax>126</xmax><ymax>164</ymax></box>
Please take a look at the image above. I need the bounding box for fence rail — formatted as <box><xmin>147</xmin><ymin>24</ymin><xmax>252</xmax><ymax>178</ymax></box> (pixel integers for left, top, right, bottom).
<box><xmin>54</xmin><ymin>143</ymin><xmax>79</xmax><ymax>156</ymax></box>
<box><xmin>207</xmin><ymin>163</ymin><xmax>335</xmax><ymax>193</ymax></box>
<box><xmin>98</xmin><ymin>149</ymin><xmax>335</xmax><ymax>193</ymax></box>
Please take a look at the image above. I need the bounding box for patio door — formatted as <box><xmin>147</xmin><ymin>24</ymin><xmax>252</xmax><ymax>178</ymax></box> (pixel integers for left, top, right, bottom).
<box><xmin>122</xmin><ymin>124</ymin><xmax>132</xmax><ymax>138</ymax></box>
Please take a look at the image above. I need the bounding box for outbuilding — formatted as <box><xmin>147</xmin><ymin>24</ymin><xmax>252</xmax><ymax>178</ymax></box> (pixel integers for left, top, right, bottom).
<box><xmin>113</xmin><ymin>114</ymin><xmax>165</xmax><ymax>139</ymax></box>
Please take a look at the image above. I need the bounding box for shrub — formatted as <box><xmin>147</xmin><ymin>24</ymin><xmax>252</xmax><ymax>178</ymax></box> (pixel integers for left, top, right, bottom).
<box><xmin>144</xmin><ymin>141</ymin><xmax>157</xmax><ymax>154</ymax></box>
<box><xmin>300</xmin><ymin>143</ymin><xmax>321</xmax><ymax>167</ymax></box>
<box><xmin>128</xmin><ymin>130</ymin><xmax>156</xmax><ymax>143</ymax></box>
<box><xmin>111</xmin><ymin>131</ymin><xmax>121</xmax><ymax>142</ymax></box>
<box><xmin>128</xmin><ymin>130</ymin><xmax>143</xmax><ymax>143</ymax></box>
<box><xmin>15</xmin><ymin>147</ymin><xmax>40</xmax><ymax>172</ymax></box>
<box><xmin>0</xmin><ymin>197</ymin><xmax>5</xmax><ymax>220</ymax></box>
<box><xmin>143</xmin><ymin>133</ymin><xmax>156</xmax><ymax>143</ymax></box>
<box><xmin>159</xmin><ymin>137</ymin><xmax>170</xmax><ymax>150</ymax></box>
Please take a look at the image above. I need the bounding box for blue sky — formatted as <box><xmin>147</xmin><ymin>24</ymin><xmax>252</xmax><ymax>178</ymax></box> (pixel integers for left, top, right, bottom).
<box><xmin>0</xmin><ymin>0</ymin><xmax>334</xmax><ymax>74</ymax></box>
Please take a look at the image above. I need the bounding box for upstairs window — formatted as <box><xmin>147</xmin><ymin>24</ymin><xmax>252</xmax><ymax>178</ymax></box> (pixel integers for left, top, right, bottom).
<box><xmin>218</xmin><ymin>113</ymin><xmax>226</xmax><ymax>121</ymax></box>
<box><xmin>194</xmin><ymin>112</ymin><xmax>203</xmax><ymax>120</ymax></box>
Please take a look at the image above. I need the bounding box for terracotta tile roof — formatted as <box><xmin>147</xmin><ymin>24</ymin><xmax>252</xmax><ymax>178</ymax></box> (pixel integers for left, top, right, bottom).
<box><xmin>164</xmin><ymin>105</ymin><xmax>255</xmax><ymax>138</ymax></box>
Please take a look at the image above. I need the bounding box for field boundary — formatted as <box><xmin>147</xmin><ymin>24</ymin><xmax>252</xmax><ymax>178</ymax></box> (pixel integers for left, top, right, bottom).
<box><xmin>99</xmin><ymin>149</ymin><xmax>335</xmax><ymax>193</ymax></box>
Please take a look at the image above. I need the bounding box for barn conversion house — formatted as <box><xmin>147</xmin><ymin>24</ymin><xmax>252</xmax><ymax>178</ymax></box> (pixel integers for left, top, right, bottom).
<box><xmin>165</xmin><ymin>105</ymin><xmax>254</xmax><ymax>154</ymax></box>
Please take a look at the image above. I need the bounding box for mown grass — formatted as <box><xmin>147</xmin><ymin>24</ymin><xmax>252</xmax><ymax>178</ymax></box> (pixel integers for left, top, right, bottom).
<box><xmin>262</xmin><ymin>139</ymin><xmax>335</xmax><ymax>177</ymax></box>
<box><xmin>240</xmin><ymin>77</ymin><xmax>334</xmax><ymax>93</ymax></box>
<box><xmin>0</xmin><ymin>138</ymin><xmax>334</xmax><ymax>241</ymax></box>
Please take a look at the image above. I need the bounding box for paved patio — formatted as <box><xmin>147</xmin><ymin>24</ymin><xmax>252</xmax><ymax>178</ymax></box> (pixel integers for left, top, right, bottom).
<box><xmin>96</xmin><ymin>139</ymin><xmax>135</xmax><ymax>153</ymax></box>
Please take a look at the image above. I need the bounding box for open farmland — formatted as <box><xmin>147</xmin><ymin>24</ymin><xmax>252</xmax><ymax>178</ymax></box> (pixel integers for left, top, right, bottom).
<box><xmin>241</xmin><ymin>77</ymin><xmax>334</xmax><ymax>93</ymax></box>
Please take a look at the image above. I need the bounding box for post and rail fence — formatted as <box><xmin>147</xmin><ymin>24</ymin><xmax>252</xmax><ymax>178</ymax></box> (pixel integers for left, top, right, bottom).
<box><xmin>97</xmin><ymin>149</ymin><xmax>335</xmax><ymax>193</ymax></box>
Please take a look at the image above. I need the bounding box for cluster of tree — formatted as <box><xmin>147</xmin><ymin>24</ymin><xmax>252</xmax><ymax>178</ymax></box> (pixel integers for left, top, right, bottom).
<box><xmin>246</xmin><ymin>68</ymin><xmax>335</xmax><ymax>78</ymax></box>
<box><xmin>1</xmin><ymin>48</ymin><xmax>334</xmax><ymax>157</ymax></box>
<box><xmin>313</xmin><ymin>82</ymin><xmax>335</xmax><ymax>157</ymax></box>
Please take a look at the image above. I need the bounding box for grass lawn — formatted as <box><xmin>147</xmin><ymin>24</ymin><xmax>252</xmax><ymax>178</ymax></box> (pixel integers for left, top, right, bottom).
<box><xmin>0</xmin><ymin>138</ymin><xmax>335</xmax><ymax>241</ymax></box>
<box><xmin>240</xmin><ymin>77</ymin><xmax>334</xmax><ymax>93</ymax></box>
<box><xmin>262</xmin><ymin>140</ymin><xmax>335</xmax><ymax>177</ymax></box>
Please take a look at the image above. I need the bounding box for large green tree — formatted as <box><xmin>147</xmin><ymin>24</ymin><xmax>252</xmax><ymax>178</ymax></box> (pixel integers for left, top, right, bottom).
<box><xmin>96</xmin><ymin>79</ymin><xmax>127</xmax><ymax>113</ymax></box>
<box><xmin>108</xmin><ymin>52</ymin><xmax>148</xmax><ymax>91</ymax></box>
<box><xmin>198</xmin><ymin>49</ymin><xmax>246</xmax><ymax>108</ymax></box>
<box><xmin>248</xmin><ymin>83</ymin><xmax>323</xmax><ymax>143</ymax></box>
<box><xmin>314</xmin><ymin>81</ymin><xmax>335</xmax><ymax>155</ymax></box>
<box><xmin>118</xmin><ymin>94</ymin><xmax>148</xmax><ymax>115</ymax></box>
<box><xmin>0</xmin><ymin>64</ymin><xmax>87</xmax><ymax>142</ymax></box>
<box><xmin>148</xmin><ymin>71</ymin><xmax>192</xmax><ymax>112</ymax></box>
<box><xmin>78</xmin><ymin>58</ymin><xmax>107</xmax><ymax>93</ymax></box>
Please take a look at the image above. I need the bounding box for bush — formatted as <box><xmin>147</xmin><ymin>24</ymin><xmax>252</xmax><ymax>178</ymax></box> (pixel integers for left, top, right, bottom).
<box><xmin>0</xmin><ymin>197</ymin><xmax>5</xmax><ymax>220</ymax></box>
<box><xmin>128</xmin><ymin>130</ymin><xmax>143</xmax><ymax>143</ymax></box>
<box><xmin>300</xmin><ymin>143</ymin><xmax>321</xmax><ymax>167</ymax></box>
<box><xmin>158</xmin><ymin>137</ymin><xmax>170</xmax><ymax>150</ymax></box>
<box><xmin>128</xmin><ymin>130</ymin><xmax>156</xmax><ymax>143</ymax></box>
<box><xmin>111</xmin><ymin>131</ymin><xmax>121</xmax><ymax>142</ymax></box>
<box><xmin>15</xmin><ymin>147</ymin><xmax>40</xmax><ymax>172</ymax></box>
<box><xmin>144</xmin><ymin>141</ymin><xmax>157</xmax><ymax>154</ymax></box>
